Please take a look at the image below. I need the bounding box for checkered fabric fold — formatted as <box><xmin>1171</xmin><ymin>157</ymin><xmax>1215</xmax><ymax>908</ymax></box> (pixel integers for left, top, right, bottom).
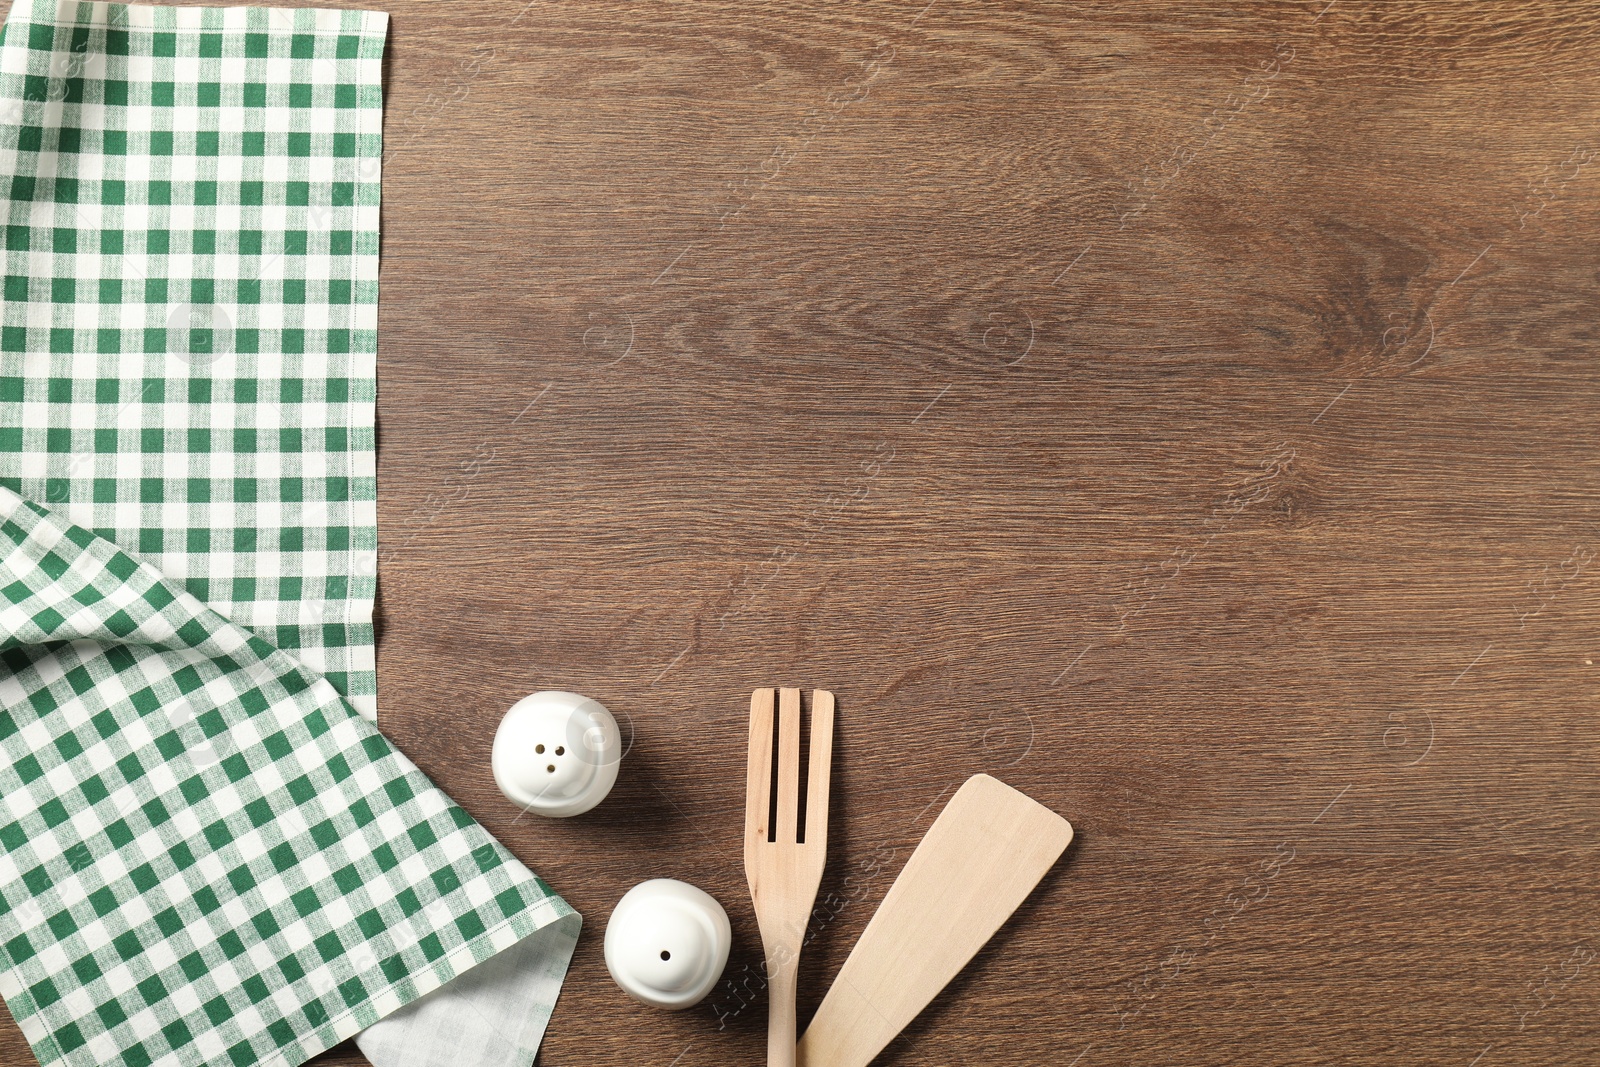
<box><xmin>0</xmin><ymin>485</ymin><xmax>579</xmax><ymax>1067</ymax></box>
<box><xmin>0</xmin><ymin>5</ymin><xmax>582</xmax><ymax>1067</ymax></box>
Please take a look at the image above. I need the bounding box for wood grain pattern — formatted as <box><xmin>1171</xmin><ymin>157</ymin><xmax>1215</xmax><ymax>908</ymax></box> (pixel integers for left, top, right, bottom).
<box><xmin>4</xmin><ymin>0</ymin><xmax>1600</xmax><ymax>1064</ymax></box>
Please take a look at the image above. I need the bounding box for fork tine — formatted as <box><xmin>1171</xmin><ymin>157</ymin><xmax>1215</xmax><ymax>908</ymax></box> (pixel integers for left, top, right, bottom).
<box><xmin>805</xmin><ymin>689</ymin><xmax>834</xmax><ymax>847</ymax></box>
<box><xmin>746</xmin><ymin>688</ymin><xmax>776</xmax><ymax>845</ymax></box>
<box><xmin>776</xmin><ymin>688</ymin><xmax>802</xmax><ymax>842</ymax></box>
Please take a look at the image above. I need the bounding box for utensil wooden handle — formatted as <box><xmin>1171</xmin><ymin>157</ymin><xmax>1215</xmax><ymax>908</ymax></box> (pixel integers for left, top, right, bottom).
<box><xmin>767</xmin><ymin>953</ymin><xmax>799</xmax><ymax>1067</ymax></box>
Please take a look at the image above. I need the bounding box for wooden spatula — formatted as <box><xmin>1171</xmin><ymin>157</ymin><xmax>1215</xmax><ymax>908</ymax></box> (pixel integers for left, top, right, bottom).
<box><xmin>746</xmin><ymin>687</ymin><xmax>834</xmax><ymax>1067</ymax></box>
<box><xmin>797</xmin><ymin>774</ymin><xmax>1073</xmax><ymax>1067</ymax></box>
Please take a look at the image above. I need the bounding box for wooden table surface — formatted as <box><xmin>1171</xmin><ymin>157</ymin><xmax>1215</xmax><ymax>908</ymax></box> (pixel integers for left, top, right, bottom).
<box><xmin>7</xmin><ymin>0</ymin><xmax>1600</xmax><ymax>1064</ymax></box>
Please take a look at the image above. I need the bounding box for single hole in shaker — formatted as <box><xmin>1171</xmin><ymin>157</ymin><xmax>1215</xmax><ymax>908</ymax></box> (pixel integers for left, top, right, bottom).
<box><xmin>535</xmin><ymin>744</ymin><xmax>545</xmax><ymax>754</ymax></box>
<box><xmin>555</xmin><ymin>746</ymin><xmax>565</xmax><ymax>756</ymax></box>
<box><xmin>660</xmin><ymin>950</ymin><xmax>671</xmax><ymax>961</ymax></box>
<box><xmin>547</xmin><ymin>764</ymin><xmax>556</xmax><ymax>773</ymax></box>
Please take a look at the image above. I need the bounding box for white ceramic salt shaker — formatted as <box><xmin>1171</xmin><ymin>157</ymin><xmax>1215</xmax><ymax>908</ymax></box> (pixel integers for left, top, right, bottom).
<box><xmin>604</xmin><ymin>879</ymin><xmax>732</xmax><ymax>1009</ymax></box>
<box><xmin>491</xmin><ymin>691</ymin><xmax>621</xmax><ymax>817</ymax></box>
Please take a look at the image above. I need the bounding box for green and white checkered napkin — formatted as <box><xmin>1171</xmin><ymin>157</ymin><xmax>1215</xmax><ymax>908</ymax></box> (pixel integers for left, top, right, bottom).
<box><xmin>0</xmin><ymin>4</ymin><xmax>581</xmax><ymax>1067</ymax></box>
<box><xmin>1</xmin><ymin>0</ymin><xmax>381</xmax><ymax>721</ymax></box>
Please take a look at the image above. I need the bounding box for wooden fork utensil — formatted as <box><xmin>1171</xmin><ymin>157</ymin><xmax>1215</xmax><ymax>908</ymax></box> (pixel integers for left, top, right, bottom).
<box><xmin>745</xmin><ymin>687</ymin><xmax>834</xmax><ymax>1067</ymax></box>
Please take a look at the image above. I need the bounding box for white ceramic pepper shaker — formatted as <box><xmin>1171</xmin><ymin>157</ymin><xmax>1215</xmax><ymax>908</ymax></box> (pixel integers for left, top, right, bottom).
<box><xmin>491</xmin><ymin>691</ymin><xmax>622</xmax><ymax>817</ymax></box>
<box><xmin>604</xmin><ymin>879</ymin><xmax>732</xmax><ymax>1009</ymax></box>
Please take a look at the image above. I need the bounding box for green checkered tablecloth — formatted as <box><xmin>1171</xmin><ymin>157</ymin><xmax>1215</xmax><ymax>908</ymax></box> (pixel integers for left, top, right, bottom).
<box><xmin>0</xmin><ymin>0</ymin><xmax>381</xmax><ymax>720</ymax></box>
<box><xmin>0</xmin><ymin>4</ymin><xmax>581</xmax><ymax>1067</ymax></box>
